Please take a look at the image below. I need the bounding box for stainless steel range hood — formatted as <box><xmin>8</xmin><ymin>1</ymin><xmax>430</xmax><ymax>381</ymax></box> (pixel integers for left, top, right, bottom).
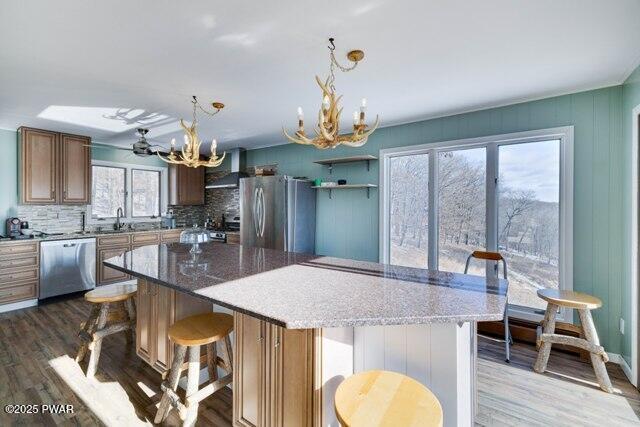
<box><xmin>205</xmin><ymin>148</ymin><xmax>248</xmax><ymax>189</ymax></box>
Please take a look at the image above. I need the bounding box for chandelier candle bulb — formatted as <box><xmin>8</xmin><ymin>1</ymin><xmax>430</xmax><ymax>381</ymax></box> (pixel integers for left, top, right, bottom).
<box><xmin>322</xmin><ymin>95</ymin><xmax>330</xmax><ymax>110</ymax></box>
<box><xmin>211</xmin><ymin>139</ymin><xmax>217</xmax><ymax>155</ymax></box>
<box><xmin>353</xmin><ymin>111</ymin><xmax>360</xmax><ymax>125</ymax></box>
<box><xmin>360</xmin><ymin>98</ymin><xmax>367</xmax><ymax>112</ymax></box>
<box><xmin>297</xmin><ymin>107</ymin><xmax>304</xmax><ymax>120</ymax></box>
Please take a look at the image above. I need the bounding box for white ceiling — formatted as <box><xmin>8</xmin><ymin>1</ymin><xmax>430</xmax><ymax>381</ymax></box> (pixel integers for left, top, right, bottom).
<box><xmin>1</xmin><ymin>0</ymin><xmax>639</xmax><ymax>151</ymax></box>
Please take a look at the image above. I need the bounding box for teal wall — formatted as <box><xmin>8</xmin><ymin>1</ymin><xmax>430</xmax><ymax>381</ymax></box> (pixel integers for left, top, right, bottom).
<box><xmin>92</xmin><ymin>144</ymin><xmax>167</xmax><ymax>167</ymax></box>
<box><xmin>622</xmin><ymin>63</ymin><xmax>640</xmax><ymax>364</ymax></box>
<box><xmin>0</xmin><ymin>129</ymin><xmax>18</xmax><ymax>220</ymax></box>
<box><xmin>246</xmin><ymin>85</ymin><xmax>627</xmax><ymax>354</ymax></box>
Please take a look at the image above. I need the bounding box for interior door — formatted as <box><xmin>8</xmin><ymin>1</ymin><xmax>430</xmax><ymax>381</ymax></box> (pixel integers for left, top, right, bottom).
<box><xmin>234</xmin><ymin>313</ymin><xmax>266</xmax><ymax>427</ymax></box>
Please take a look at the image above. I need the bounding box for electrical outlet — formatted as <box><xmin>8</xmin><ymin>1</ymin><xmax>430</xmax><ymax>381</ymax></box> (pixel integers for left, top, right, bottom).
<box><xmin>620</xmin><ymin>318</ymin><xmax>625</xmax><ymax>335</ymax></box>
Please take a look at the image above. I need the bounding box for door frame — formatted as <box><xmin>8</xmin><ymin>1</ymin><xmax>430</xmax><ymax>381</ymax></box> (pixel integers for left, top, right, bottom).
<box><xmin>632</xmin><ymin>105</ymin><xmax>640</xmax><ymax>387</ymax></box>
<box><xmin>379</xmin><ymin>126</ymin><xmax>574</xmax><ymax>323</ymax></box>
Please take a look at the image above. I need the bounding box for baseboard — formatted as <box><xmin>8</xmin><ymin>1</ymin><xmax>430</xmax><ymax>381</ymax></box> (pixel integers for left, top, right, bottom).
<box><xmin>608</xmin><ymin>352</ymin><xmax>635</xmax><ymax>386</ymax></box>
<box><xmin>0</xmin><ymin>298</ymin><xmax>38</xmax><ymax>313</ymax></box>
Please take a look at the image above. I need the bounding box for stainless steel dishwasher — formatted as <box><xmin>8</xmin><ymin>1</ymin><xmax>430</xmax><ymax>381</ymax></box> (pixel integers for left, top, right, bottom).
<box><xmin>40</xmin><ymin>238</ymin><xmax>96</xmax><ymax>299</ymax></box>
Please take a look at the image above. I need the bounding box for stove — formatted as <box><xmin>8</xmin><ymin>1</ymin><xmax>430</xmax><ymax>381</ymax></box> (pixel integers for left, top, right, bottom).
<box><xmin>208</xmin><ymin>230</ymin><xmax>227</xmax><ymax>243</ymax></box>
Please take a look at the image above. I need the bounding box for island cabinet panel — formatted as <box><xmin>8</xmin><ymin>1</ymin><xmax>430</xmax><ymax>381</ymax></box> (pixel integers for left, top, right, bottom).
<box><xmin>234</xmin><ymin>314</ymin><xmax>267</xmax><ymax>427</ymax></box>
<box><xmin>135</xmin><ymin>279</ymin><xmax>211</xmax><ymax>376</ymax></box>
<box><xmin>60</xmin><ymin>133</ymin><xmax>91</xmax><ymax>204</ymax></box>
<box><xmin>168</xmin><ymin>164</ymin><xmax>204</xmax><ymax>206</ymax></box>
<box><xmin>233</xmin><ymin>313</ymin><xmax>314</xmax><ymax>427</ymax></box>
<box><xmin>268</xmin><ymin>326</ymin><xmax>314</xmax><ymax>427</ymax></box>
<box><xmin>20</xmin><ymin>127</ymin><xmax>59</xmax><ymax>204</ymax></box>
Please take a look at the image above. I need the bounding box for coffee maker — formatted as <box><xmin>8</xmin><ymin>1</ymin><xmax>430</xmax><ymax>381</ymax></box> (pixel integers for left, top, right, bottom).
<box><xmin>5</xmin><ymin>217</ymin><xmax>22</xmax><ymax>238</ymax></box>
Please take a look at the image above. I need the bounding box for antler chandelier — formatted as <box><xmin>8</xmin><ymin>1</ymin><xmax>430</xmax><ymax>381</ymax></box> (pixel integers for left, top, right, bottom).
<box><xmin>157</xmin><ymin>96</ymin><xmax>226</xmax><ymax>168</ymax></box>
<box><xmin>283</xmin><ymin>38</ymin><xmax>379</xmax><ymax>149</ymax></box>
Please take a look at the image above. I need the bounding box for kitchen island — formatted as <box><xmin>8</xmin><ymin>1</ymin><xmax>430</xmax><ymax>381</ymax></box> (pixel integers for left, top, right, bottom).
<box><xmin>105</xmin><ymin>242</ymin><xmax>507</xmax><ymax>427</ymax></box>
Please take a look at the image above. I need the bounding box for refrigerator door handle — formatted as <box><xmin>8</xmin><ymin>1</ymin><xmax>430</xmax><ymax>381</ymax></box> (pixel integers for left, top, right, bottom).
<box><xmin>253</xmin><ymin>187</ymin><xmax>265</xmax><ymax>238</ymax></box>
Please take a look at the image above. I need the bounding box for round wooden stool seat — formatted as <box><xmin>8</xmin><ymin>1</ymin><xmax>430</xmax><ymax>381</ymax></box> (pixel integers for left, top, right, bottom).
<box><xmin>85</xmin><ymin>283</ymin><xmax>137</xmax><ymax>304</ymax></box>
<box><xmin>168</xmin><ymin>312</ymin><xmax>233</xmax><ymax>346</ymax></box>
<box><xmin>335</xmin><ymin>370</ymin><xmax>443</xmax><ymax>427</ymax></box>
<box><xmin>537</xmin><ymin>289</ymin><xmax>602</xmax><ymax>310</ymax></box>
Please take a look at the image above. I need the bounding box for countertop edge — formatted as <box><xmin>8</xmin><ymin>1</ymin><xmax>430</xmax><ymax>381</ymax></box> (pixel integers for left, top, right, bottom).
<box><xmin>104</xmin><ymin>259</ymin><xmax>506</xmax><ymax>330</ymax></box>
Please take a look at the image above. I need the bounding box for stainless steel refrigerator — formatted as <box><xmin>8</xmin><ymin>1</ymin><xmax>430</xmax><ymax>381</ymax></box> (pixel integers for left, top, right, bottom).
<box><xmin>240</xmin><ymin>176</ymin><xmax>316</xmax><ymax>253</ymax></box>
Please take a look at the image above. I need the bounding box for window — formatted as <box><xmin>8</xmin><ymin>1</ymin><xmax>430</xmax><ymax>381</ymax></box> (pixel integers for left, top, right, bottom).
<box><xmin>380</xmin><ymin>127</ymin><xmax>573</xmax><ymax>321</ymax></box>
<box><xmin>91</xmin><ymin>165</ymin><xmax>126</xmax><ymax>218</ymax></box>
<box><xmin>132</xmin><ymin>169</ymin><xmax>160</xmax><ymax>217</ymax></box>
<box><xmin>90</xmin><ymin>161</ymin><xmax>167</xmax><ymax>223</ymax></box>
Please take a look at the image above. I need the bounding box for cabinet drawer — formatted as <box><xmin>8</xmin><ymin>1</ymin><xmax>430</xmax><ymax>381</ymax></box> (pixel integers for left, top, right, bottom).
<box><xmin>161</xmin><ymin>230</ymin><xmax>182</xmax><ymax>242</ymax></box>
<box><xmin>0</xmin><ymin>268</ymin><xmax>39</xmax><ymax>285</ymax></box>
<box><xmin>226</xmin><ymin>233</ymin><xmax>240</xmax><ymax>245</ymax></box>
<box><xmin>132</xmin><ymin>232</ymin><xmax>160</xmax><ymax>244</ymax></box>
<box><xmin>0</xmin><ymin>282</ymin><xmax>38</xmax><ymax>304</ymax></box>
<box><xmin>0</xmin><ymin>242</ymin><xmax>39</xmax><ymax>258</ymax></box>
<box><xmin>97</xmin><ymin>234</ymin><xmax>131</xmax><ymax>247</ymax></box>
<box><xmin>0</xmin><ymin>254</ymin><xmax>39</xmax><ymax>270</ymax></box>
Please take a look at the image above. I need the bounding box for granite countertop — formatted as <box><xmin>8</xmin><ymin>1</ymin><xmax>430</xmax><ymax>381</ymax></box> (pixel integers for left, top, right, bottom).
<box><xmin>0</xmin><ymin>228</ymin><xmax>185</xmax><ymax>244</ymax></box>
<box><xmin>104</xmin><ymin>242</ymin><xmax>508</xmax><ymax>329</ymax></box>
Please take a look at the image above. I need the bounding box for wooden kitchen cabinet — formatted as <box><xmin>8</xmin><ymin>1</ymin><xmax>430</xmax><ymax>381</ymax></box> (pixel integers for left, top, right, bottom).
<box><xmin>168</xmin><ymin>164</ymin><xmax>204</xmax><ymax>206</ymax></box>
<box><xmin>60</xmin><ymin>133</ymin><xmax>91</xmax><ymax>204</ymax></box>
<box><xmin>19</xmin><ymin>127</ymin><xmax>91</xmax><ymax>205</ymax></box>
<box><xmin>136</xmin><ymin>278</ymin><xmax>211</xmax><ymax>376</ymax></box>
<box><xmin>233</xmin><ymin>313</ymin><xmax>314</xmax><ymax>427</ymax></box>
<box><xmin>0</xmin><ymin>241</ymin><xmax>39</xmax><ymax>306</ymax></box>
<box><xmin>97</xmin><ymin>246</ymin><xmax>130</xmax><ymax>284</ymax></box>
<box><xmin>19</xmin><ymin>127</ymin><xmax>58</xmax><ymax>204</ymax></box>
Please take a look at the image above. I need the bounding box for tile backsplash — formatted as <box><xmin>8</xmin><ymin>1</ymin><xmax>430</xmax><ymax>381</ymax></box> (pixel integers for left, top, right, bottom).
<box><xmin>169</xmin><ymin>171</ymin><xmax>242</xmax><ymax>228</ymax></box>
<box><xmin>16</xmin><ymin>205</ymin><xmax>87</xmax><ymax>233</ymax></box>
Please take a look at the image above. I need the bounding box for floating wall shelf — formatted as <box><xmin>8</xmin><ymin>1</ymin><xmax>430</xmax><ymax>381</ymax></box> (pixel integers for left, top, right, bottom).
<box><xmin>313</xmin><ymin>155</ymin><xmax>378</xmax><ymax>174</ymax></box>
<box><xmin>311</xmin><ymin>184</ymin><xmax>378</xmax><ymax>199</ymax></box>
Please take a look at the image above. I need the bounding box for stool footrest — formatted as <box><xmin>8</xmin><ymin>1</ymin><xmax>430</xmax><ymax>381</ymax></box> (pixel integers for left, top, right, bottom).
<box><xmin>93</xmin><ymin>320</ymin><xmax>134</xmax><ymax>340</ymax></box>
<box><xmin>160</xmin><ymin>382</ymin><xmax>187</xmax><ymax>419</ymax></box>
<box><xmin>185</xmin><ymin>373</ymin><xmax>233</xmax><ymax>407</ymax></box>
<box><xmin>540</xmin><ymin>333</ymin><xmax>608</xmax><ymax>361</ymax></box>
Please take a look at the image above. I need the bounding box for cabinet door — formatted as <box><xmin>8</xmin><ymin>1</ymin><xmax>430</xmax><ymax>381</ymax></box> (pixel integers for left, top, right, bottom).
<box><xmin>153</xmin><ymin>285</ymin><xmax>175</xmax><ymax>373</ymax></box>
<box><xmin>268</xmin><ymin>326</ymin><xmax>314</xmax><ymax>427</ymax></box>
<box><xmin>97</xmin><ymin>246</ymin><xmax>130</xmax><ymax>284</ymax></box>
<box><xmin>234</xmin><ymin>313</ymin><xmax>266</xmax><ymax>427</ymax></box>
<box><xmin>60</xmin><ymin>133</ymin><xmax>91</xmax><ymax>204</ymax></box>
<box><xmin>169</xmin><ymin>164</ymin><xmax>204</xmax><ymax>206</ymax></box>
<box><xmin>136</xmin><ymin>280</ymin><xmax>154</xmax><ymax>365</ymax></box>
<box><xmin>20</xmin><ymin>127</ymin><xmax>59</xmax><ymax>204</ymax></box>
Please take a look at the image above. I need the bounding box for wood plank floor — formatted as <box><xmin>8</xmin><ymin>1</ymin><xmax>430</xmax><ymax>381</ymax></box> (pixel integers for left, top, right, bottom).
<box><xmin>0</xmin><ymin>296</ymin><xmax>638</xmax><ymax>426</ymax></box>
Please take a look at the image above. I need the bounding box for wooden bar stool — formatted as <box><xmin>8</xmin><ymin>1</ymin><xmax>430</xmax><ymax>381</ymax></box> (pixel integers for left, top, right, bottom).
<box><xmin>76</xmin><ymin>283</ymin><xmax>137</xmax><ymax>379</ymax></box>
<box><xmin>154</xmin><ymin>312</ymin><xmax>233</xmax><ymax>427</ymax></box>
<box><xmin>335</xmin><ymin>370</ymin><xmax>443</xmax><ymax>427</ymax></box>
<box><xmin>533</xmin><ymin>289</ymin><xmax>613</xmax><ymax>393</ymax></box>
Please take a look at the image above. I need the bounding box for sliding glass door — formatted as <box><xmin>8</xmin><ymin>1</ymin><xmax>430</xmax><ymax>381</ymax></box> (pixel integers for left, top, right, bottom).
<box><xmin>380</xmin><ymin>128</ymin><xmax>572</xmax><ymax>320</ymax></box>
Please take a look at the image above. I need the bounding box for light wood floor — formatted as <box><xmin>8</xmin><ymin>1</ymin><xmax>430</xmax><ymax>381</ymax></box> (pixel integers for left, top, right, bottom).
<box><xmin>0</xmin><ymin>297</ymin><xmax>638</xmax><ymax>426</ymax></box>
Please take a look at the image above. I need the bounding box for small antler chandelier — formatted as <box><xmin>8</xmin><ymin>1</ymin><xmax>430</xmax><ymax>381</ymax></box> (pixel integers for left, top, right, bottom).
<box><xmin>283</xmin><ymin>38</ymin><xmax>379</xmax><ymax>149</ymax></box>
<box><xmin>157</xmin><ymin>96</ymin><xmax>226</xmax><ymax>168</ymax></box>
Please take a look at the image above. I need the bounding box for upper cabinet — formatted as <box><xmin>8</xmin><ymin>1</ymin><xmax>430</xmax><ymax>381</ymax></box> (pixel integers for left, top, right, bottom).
<box><xmin>19</xmin><ymin>127</ymin><xmax>91</xmax><ymax>205</ymax></box>
<box><xmin>168</xmin><ymin>164</ymin><xmax>204</xmax><ymax>206</ymax></box>
<box><xmin>60</xmin><ymin>133</ymin><xmax>91</xmax><ymax>204</ymax></box>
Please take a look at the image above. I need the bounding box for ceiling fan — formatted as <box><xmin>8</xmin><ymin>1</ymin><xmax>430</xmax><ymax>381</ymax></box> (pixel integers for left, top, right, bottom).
<box><xmin>88</xmin><ymin>128</ymin><xmax>163</xmax><ymax>157</ymax></box>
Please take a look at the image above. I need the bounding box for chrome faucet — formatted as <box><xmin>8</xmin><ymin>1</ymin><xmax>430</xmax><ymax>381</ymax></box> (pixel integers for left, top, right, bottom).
<box><xmin>115</xmin><ymin>207</ymin><xmax>124</xmax><ymax>230</ymax></box>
